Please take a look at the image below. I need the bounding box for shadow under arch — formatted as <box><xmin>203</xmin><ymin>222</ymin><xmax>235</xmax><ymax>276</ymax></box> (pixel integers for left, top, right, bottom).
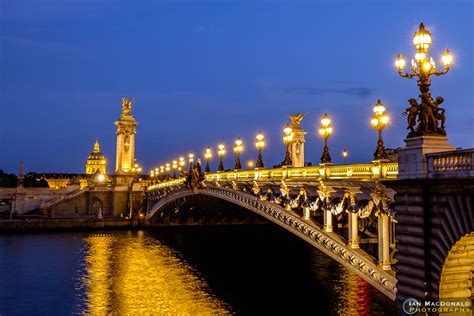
<box><xmin>146</xmin><ymin>187</ymin><xmax>397</xmax><ymax>300</ymax></box>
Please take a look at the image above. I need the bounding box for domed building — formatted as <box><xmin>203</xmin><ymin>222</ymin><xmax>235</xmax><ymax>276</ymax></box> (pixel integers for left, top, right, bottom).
<box><xmin>86</xmin><ymin>138</ymin><xmax>107</xmax><ymax>175</ymax></box>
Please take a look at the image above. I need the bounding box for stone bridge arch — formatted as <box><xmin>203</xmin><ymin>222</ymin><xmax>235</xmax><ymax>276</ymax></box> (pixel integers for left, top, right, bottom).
<box><xmin>146</xmin><ymin>187</ymin><xmax>397</xmax><ymax>300</ymax></box>
<box><xmin>439</xmin><ymin>233</ymin><xmax>474</xmax><ymax>311</ymax></box>
<box><xmin>390</xmin><ymin>178</ymin><xmax>474</xmax><ymax>311</ymax></box>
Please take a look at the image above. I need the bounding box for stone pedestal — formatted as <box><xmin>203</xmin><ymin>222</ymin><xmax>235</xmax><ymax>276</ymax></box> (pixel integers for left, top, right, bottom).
<box><xmin>398</xmin><ymin>136</ymin><xmax>455</xmax><ymax>179</ymax></box>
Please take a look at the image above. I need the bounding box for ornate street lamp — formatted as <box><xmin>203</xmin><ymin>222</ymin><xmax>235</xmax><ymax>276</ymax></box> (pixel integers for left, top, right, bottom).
<box><xmin>178</xmin><ymin>157</ymin><xmax>185</xmax><ymax>173</ymax></box>
<box><xmin>247</xmin><ymin>160</ymin><xmax>254</xmax><ymax>168</ymax></box>
<box><xmin>318</xmin><ymin>114</ymin><xmax>333</xmax><ymax>164</ymax></box>
<box><xmin>342</xmin><ymin>149</ymin><xmax>348</xmax><ymax>164</ymax></box>
<box><xmin>233</xmin><ymin>138</ymin><xmax>243</xmax><ymax>170</ymax></box>
<box><xmin>188</xmin><ymin>153</ymin><xmax>194</xmax><ymax>171</ymax></box>
<box><xmin>255</xmin><ymin>131</ymin><xmax>265</xmax><ymax>168</ymax></box>
<box><xmin>282</xmin><ymin>124</ymin><xmax>294</xmax><ymax>166</ymax></box>
<box><xmin>131</xmin><ymin>162</ymin><xmax>142</xmax><ymax>174</ymax></box>
<box><xmin>217</xmin><ymin>143</ymin><xmax>226</xmax><ymax>171</ymax></box>
<box><xmin>159</xmin><ymin>165</ymin><xmax>165</xmax><ymax>179</ymax></box>
<box><xmin>371</xmin><ymin>100</ymin><xmax>390</xmax><ymax>160</ymax></box>
<box><xmin>165</xmin><ymin>163</ymin><xmax>171</xmax><ymax>173</ymax></box>
<box><xmin>204</xmin><ymin>147</ymin><xmax>212</xmax><ymax>173</ymax></box>
<box><xmin>172</xmin><ymin>160</ymin><xmax>178</xmax><ymax>178</ymax></box>
<box><xmin>395</xmin><ymin>23</ymin><xmax>453</xmax><ymax>137</ymax></box>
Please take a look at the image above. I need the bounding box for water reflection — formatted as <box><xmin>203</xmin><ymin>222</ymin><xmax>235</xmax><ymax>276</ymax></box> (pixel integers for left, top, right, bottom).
<box><xmin>309</xmin><ymin>250</ymin><xmax>390</xmax><ymax>315</ymax></box>
<box><xmin>80</xmin><ymin>231</ymin><xmax>231</xmax><ymax>315</ymax></box>
<box><xmin>0</xmin><ymin>228</ymin><xmax>393</xmax><ymax>315</ymax></box>
<box><xmin>82</xmin><ymin>234</ymin><xmax>114</xmax><ymax>313</ymax></box>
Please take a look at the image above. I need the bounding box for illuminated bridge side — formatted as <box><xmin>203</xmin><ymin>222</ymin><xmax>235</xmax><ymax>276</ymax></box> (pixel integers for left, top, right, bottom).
<box><xmin>145</xmin><ymin>186</ymin><xmax>397</xmax><ymax>299</ymax></box>
<box><xmin>145</xmin><ymin>161</ymin><xmax>399</xmax><ymax>300</ymax></box>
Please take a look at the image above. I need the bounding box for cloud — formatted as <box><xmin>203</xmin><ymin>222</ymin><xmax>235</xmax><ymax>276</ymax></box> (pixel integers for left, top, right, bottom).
<box><xmin>283</xmin><ymin>86</ymin><xmax>373</xmax><ymax>98</ymax></box>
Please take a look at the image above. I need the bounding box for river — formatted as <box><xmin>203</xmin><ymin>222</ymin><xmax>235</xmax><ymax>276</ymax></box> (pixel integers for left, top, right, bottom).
<box><xmin>0</xmin><ymin>225</ymin><xmax>395</xmax><ymax>315</ymax></box>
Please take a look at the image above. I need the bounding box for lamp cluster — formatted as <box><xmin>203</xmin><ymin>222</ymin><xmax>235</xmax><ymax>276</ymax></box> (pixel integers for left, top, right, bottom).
<box><xmin>146</xmin><ymin>23</ymin><xmax>453</xmax><ymax>178</ymax></box>
<box><xmin>149</xmin><ymin>152</ymin><xmax>195</xmax><ymax>181</ymax></box>
<box><xmin>151</xmin><ymin>98</ymin><xmax>390</xmax><ymax>177</ymax></box>
<box><xmin>395</xmin><ymin>23</ymin><xmax>452</xmax><ymax>77</ymax></box>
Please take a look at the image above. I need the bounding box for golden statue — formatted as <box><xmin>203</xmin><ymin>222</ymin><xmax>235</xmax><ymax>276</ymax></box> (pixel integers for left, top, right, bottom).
<box><xmin>121</xmin><ymin>97</ymin><xmax>134</xmax><ymax>117</ymax></box>
<box><xmin>289</xmin><ymin>112</ymin><xmax>304</xmax><ymax>128</ymax></box>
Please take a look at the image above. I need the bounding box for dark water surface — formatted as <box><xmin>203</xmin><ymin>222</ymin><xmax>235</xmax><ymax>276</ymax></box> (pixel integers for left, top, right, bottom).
<box><xmin>0</xmin><ymin>225</ymin><xmax>395</xmax><ymax>315</ymax></box>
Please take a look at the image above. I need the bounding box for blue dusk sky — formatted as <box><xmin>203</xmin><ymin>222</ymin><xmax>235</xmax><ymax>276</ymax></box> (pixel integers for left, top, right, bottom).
<box><xmin>0</xmin><ymin>0</ymin><xmax>473</xmax><ymax>174</ymax></box>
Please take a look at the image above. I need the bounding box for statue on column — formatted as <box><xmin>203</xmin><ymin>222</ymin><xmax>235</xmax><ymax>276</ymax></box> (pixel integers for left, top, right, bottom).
<box><xmin>289</xmin><ymin>112</ymin><xmax>304</xmax><ymax>128</ymax></box>
<box><xmin>121</xmin><ymin>97</ymin><xmax>134</xmax><ymax>118</ymax></box>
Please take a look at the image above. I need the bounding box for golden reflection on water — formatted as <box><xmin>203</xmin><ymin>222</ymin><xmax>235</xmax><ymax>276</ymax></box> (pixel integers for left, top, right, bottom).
<box><xmin>81</xmin><ymin>231</ymin><xmax>231</xmax><ymax>315</ymax></box>
<box><xmin>310</xmin><ymin>250</ymin><xmax>379</xmax><ymax>316</ymax></box>
<box><xmin>332</xmin><ymin>268</ymin><xmax>372</xmax><ymax>316</ymax></box>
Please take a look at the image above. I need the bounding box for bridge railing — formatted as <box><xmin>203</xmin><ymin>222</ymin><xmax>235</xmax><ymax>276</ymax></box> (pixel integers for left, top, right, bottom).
<box><xmin>147</xmin><ymin>162</ymin><xmax>398</xmax><ymax>191</ymax></box>
<box><xmin>147</xmin><ymin>178</ymin><xmax>185</xmax><ymax>191</ymax></box>
<box><xmin>205</xmin><ymin>162</ymin><xmax>398</xmax><ymax>182</ymax></box>
<box><xmin>427</xmin><ymin>148</ymin><xmax>474</xmax><ymax>178</ymax></box>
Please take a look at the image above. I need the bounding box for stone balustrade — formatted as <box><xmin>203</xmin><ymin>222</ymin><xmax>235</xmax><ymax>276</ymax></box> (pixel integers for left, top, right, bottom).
<box><xmin>427</xmin><ymin>148</ymin><xmax>474</xmax><ymax>178</ymax></box>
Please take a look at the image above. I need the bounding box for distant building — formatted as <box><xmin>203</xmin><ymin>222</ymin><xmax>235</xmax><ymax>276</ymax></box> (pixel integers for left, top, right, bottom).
<box><xmin>35</xmin><ymin>173</ymin><xmax>88</xmax><ymax>189</ymax></box>
<box><xmin>86</xmin><ymin>138</ymin><xmax>107</xmax><ymax>175</ymax></box>
<box><xmin>32</xmin><ymin>139</ymin><xmax>108</xmax><ymax>190</ymax></box>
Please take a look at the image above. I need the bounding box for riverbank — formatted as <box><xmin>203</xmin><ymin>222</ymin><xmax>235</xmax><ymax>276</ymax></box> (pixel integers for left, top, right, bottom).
<box><xmin>0</xmin><ymin>218</ymin><xmax>132</xmax><ymax>233</ymax></box>
<box><xmin>0</xmin><ymin>219</ymin><xmax>273</xmax><ymax>233</ymax></box>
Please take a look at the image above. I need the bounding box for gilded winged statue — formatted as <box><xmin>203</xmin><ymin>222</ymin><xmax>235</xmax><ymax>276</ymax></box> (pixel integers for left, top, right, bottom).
<box><xmin>121</xmin><ymin>97</ymin><xmax>134</xmax><ymax>117</ymax></box>
<box><xmin>289</xmin><ymin>112</ymin><xmax>304</xmax><ymax>128</ymax></box>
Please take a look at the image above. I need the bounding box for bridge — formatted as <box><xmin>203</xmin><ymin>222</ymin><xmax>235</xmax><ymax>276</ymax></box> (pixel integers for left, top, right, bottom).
<box><xmin>141</xmin><ymin>24</ymin><xmax>474</xmax><ymax>312</ymax></box>
<box><xmin>144</xmin><ymin>149</ymin><xmax>473</xmax><ymax>310</ymax></box>
<box><xmin>146</xmin><ymin>162</ymin><xmax>399</xmax><ymax>299</ymax></box>
<box><xmin>5</xmin><ymin>22</ymin><xmax>472</xmax><ymax>314</ymax></box>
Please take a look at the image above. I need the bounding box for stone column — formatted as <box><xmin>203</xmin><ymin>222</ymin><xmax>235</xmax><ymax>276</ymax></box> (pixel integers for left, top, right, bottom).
<box><xmin>349</xmin><ymin>212</ymin><xmax>359</xmax><ymax>248</ymax></box>
<box><xmin>377</xmin><ymin>215</ymin><xmax>383</xmax><ymax>264</ymax></box>
<box><xmin>381</xmin><ymin>213</ymin><xmax>391</xmax><ymax>270</ymax></box>
<box><xmin>303</xmin><ymin>207</ymin><xmax>311</xmax><ymax>220</ymax></box>
<box><xmin>324</xmin><ymin>210</ymin><xmax>333</xmax><ymax>232</ymax></box>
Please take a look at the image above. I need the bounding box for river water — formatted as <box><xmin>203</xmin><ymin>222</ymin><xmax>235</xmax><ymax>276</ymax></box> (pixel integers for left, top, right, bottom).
<box><xmin>0</xmin><ymin>225</ymin><xmax>395</xmax><ymax>315</ymax></box>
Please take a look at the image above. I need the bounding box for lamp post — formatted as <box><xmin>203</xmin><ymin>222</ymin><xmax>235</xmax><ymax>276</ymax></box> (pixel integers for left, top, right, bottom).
<box><xmin>204</xmin><ymin>147</ymin><xmax>212</xmax><ymax>173</ymax></box>
<box><xmin>282</xmin><ymin>124</ymin><xmax>294</xmax><ymax>166</ymax></box>
<box><xmin>178</xmin><ymin>157</ymin><xmax>185</xmax><ymax>174</ymax></box>
<box><xmin>233</xmin><ymin>138</ymin><xmax>243</xmax><ymax>170</ymax></box>
<box><xmin>371</xmin><ymin>100</ymin><xmax>390</xmax><ymax>160</ymax></box>
<box><xmin>217</xmin><ymin>143</ymin><xmax>226</xmax><ymax>171</ymax></box>
<box><xmin>342</xmin><ymin>149</ymin><xmax>348</xmax><ymax>164</ymax></box>
<box><xmin>159</xmin><ymin>165</ymin><xmax>165</xmax><ymax>180</ymax></box>
<box><xmin>395</xmin><ymin>23</ymin><xmax>453</xmax><ymax>136</ymax></box>
<box><xmin>172</xmin><ymin>160</ymin><xmax>178</xmax><ymax>178</ymax></box>
<box><xmin>150</xmin><ymin>170</ymin><xmax>155</xmax><ymax>183</ymax></box>
<box><xmin>318</xmin><ymin>114</ymin><xmax>333</xmax><ymax>164</ymax></box>
<box><xmin>188</xmin><ymin>153</ymin><xmax>194</xmax><ymax>171</ymax></box>
<box><xmin>255</xmin><ymin>131</ymin><xmax>265</xmax><ymax>168</ymax></box>
<box><xmin>165</xmin><ymin>163</ymin><xmax>171</xmax><ymax>176</ymax></box>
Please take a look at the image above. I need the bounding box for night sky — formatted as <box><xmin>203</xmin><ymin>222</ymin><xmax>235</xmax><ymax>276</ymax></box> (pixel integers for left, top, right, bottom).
<box><xmin>1</xmin><ymin>0</ymin><xmax>473</xmax><ymax>174</ymax></box>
